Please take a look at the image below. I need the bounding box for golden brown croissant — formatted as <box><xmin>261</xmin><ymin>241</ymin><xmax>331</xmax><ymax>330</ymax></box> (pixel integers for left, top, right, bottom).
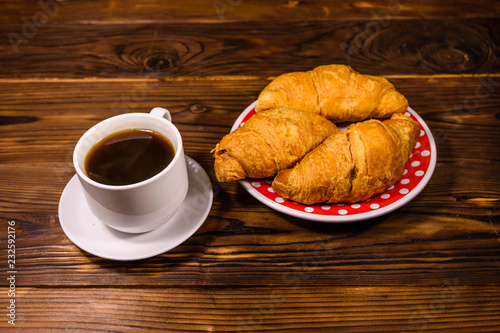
<box><xmin>256</xmin><ymin>64</ymin><xmax>408</xmax><ymax>122</ymax></box>
<box><xmin>212</xmin><ymin>108</ymin><xmax>338</xmax><ymax>182</ymax></box>
<box><xmin>272</xmin><ymin>113</ymin><xmax>420</xmax><ymax>204</ymax></box>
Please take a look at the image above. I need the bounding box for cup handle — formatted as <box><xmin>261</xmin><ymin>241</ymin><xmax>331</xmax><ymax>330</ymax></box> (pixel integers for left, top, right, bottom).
<box><xmin>150</xmin><ymin>107</ymin><xmax>172</xmax><ymax>122</ymax></box>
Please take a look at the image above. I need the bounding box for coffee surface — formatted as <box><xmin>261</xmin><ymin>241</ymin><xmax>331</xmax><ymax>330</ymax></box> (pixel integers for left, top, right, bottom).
<box><xmin>85</xmin><ymin>129</ymin><xmax>175</xmax><ymax>186</ymax></box>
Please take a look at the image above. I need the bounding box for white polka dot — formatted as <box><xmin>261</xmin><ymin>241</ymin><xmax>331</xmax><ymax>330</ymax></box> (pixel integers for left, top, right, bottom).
<box><xmin>338</xmin><ymin>209</ymin><xmax>348</xmax><ymax>215</ymax></box>
<box><xmin>405</xmin><ymin>111</ymin><xmax>411</xmax><ymax>117</ymax></box>
<box><xmin>265</xmin><ymin>178</ymin><xmax>272</xmax><ymax>185</ymax></box>
<box><xmin>399</xmin><ymin>188</ymin><xmax>409</xmax><ymax>194</ymax></box>
<box><xmin>400</xmin><ymin>178</ymin><xmax>410</xmax><ymax>185</ymax></box>
<box><xmin>415</xmin><ymin>142</ymin><xmax>421</xmax><ymax>149</ymax></box>
<box><xmin>240</xmin><ymin>122</ymin><xmax>245</xmax><ymax>127</ymax></box>
<box><xmin>411</xmin><ymin>161</ymin><xmax>420</xmax><ymax>167</ymax></box>
<box><xmin>351</xmin><ymin>204</ymin><xmax>361</xmax><ymax>209</ymax></box>
<box><xmin>336</xmin><ymin>203</ymin><xmax>345</xmax><ymax>206</ymax></box>
<box><xmin>275</xmin><ymin>197</ymin><xmax>285</xmax><ymax>203</ymax></box>
<box><xmin>267</xmin><ymin>187</ymin><xmax>275</xmax><ymax>193</ymax></box>
<box><xmin>421</xmin><ymin>150</ymin><xmax>430</xmax><ymax>157</ymax></box>
<box><xmin>252</xmin><ymin>182</ymin><xmax>261</xmax><ymax>187</ymax></box>
<box><xmin>409</xmin><ymin>153</ymin><xmax>413</xmax><ymax>159</ymax></box>
<box><xmin>403</xmin><ymin>169</ymin><xmax>408</xmax><ymax>175</ymax></box>
<box><xmin>321</xmin><ymin>205</ymin><xmax>331</xmax><ymax>210</ymax></box>
<box><xmin>381</xmin><ymin>194</ymin><xmax>390</xmax><ymax>199</ymax></box>
<box><xmin>370</xmin><ymin>204</ymin><xmax>380</xmax><ymax>209</ymax></box>
<box><xmin>420</xmin><ymin>130</ymin><xmax>425</xmax><ymax>137</ymax></box>
<box><xmin>387</xmin><ymin>185</ymin><xmax>395</xmax><ymax>190</ymax></box>
<box><xmin>305</xmin><ymin>207</ymin><xmax>314</xmax><ymax>213</ymax></box>
<box><xmin>415</xmin><ymin>170</ymin><xmax>425</xmax><ymax>177</ymax></box>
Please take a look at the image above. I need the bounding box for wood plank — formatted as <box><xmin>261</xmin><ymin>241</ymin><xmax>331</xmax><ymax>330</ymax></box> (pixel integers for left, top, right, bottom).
<box><xmin>1</xmin><ymin>0</ymin><xmax>498</xmax><ymax>26</ymax></box>
<box><xmin>1</xmin><ymin>286</ymin><xmax>499</xmax><ymax>331</ymax></box>
<box><xmin>2</xmin><ymin>209</ymin><xmax>499</xmax><ymax>287</ymax></box>
<box><xmin>1</xmin><ymin>19</ymin><xmax>499</xmax><ymax>78</ymax></box>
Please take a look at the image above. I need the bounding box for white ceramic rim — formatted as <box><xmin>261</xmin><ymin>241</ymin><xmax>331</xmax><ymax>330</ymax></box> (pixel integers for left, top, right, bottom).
<box><xmin>73</xmin><ymin>112</ymin><xmax>184</xmax><ymax>191</ymax></box>
<box><xmin>236</xmin><ymin>101</ymin><xmax>437</xmax><ymax>222</ymax></box>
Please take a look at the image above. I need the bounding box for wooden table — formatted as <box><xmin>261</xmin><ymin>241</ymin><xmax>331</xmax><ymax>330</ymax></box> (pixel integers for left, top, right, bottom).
<box><xmin>1</xmin><ymin>1</ymin><xmax>499</xmax><ymax>331</ymax></box>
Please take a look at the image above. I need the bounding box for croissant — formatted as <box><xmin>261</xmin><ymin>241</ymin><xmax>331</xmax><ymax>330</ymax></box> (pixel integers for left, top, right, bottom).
<box><xmin>212</xmin><ymin>108</ymin><xmax>338</xmax><ymax>182</ymax></box>
<box><xmin>256</xmin><ymin>64</ymin><xmax>408</xmax><ymax>122</ymax></box>
<box><xmin>272</xmin><ymin>113</ymin><xmax>420</xmax><ymax>204</ymax></box>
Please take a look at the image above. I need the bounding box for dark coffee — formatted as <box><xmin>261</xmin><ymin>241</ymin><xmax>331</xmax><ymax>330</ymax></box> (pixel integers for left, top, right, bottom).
<box><xmin>85</xmin><ymin>128</ymin><xmax>175</xmax><ymax>186</ymax></box>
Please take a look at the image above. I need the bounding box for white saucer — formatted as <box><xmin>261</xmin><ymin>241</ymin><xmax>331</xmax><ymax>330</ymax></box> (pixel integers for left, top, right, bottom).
<box><xmin>58</xmin><ymin>156</ymin><xmax>213</xmax><ymax>261</ymax></box>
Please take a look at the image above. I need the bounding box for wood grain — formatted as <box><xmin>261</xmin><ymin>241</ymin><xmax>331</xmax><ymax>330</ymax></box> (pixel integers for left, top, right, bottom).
<box><xmin>1</xmin><ymin>0</ymin><xmax>499</xmax><ymax>25</ymax></box>
<box><xmin>1</xmin><ymin>19</ymin><xmax>499</xmax><ymax>78</ymax></box>
<box><xmin>2</xmin><ymin>211</ymin><xmax>498</xmax><ymax>287</ymax></box>
<box><xmin>1</xmin><ymin>286</ymin><xmax>499</xmax><ymax>332</ymax></box>
<box><xmin>1</xmin><ymin>0</ymin><xmax>499</xmax><ymax>331</ymax></box>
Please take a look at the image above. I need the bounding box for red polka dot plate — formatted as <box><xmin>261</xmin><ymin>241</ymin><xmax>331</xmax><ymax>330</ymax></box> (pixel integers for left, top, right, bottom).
<box><xmin>233</xmin><ymin>101</ymin><xmax>437</xmax><ymax>222</ymax></box>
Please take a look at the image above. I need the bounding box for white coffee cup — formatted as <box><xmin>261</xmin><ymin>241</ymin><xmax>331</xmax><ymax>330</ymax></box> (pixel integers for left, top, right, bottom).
<box><xmin>73</xmin><ymin>107</ymin><xmax>188</xmax><ymax>233</ymax></box>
